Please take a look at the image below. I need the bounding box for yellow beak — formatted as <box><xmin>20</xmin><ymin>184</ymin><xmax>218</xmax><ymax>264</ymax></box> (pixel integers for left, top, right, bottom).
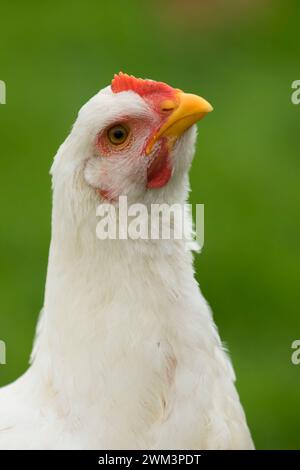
<box><xmin>146</xmin><ymin>90</ymin><xmax>213</xmax><ymax>155</ymax></box>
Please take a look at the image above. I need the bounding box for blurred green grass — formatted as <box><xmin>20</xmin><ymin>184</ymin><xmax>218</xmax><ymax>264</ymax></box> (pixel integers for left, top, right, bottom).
<box><xmin>0</xmin><ymin>0</ymin><xmax>300</xmax><ymax>449</ymax></box>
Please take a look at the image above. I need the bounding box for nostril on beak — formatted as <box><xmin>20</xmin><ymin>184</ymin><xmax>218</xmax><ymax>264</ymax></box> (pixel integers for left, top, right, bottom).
<box><xmin>160</xmin><ymin>99</ymin><xmax>177</xmax><ymax>112</ymax></box>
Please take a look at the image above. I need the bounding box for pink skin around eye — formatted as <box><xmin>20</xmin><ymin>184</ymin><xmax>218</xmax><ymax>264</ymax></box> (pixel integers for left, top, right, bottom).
<box><xmin>97</xmin><ymin>120</ymin><xmax>130</xmax><ymax>156</ymax></box>
<box><xmin>96</xmin><ymin>117</ymin><xmax>149</xmax><ymax>157</ymax></box>
<box><xmin>95</xmin><ymin>99</ymin><xmax>176</xmax><ymax>199</ymax></box>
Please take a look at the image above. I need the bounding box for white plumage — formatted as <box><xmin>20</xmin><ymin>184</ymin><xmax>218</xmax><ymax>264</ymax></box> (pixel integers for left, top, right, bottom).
<box><xmin>0</xmin><ymin>75</ymin><xmax>254</xmax><ymax>449</ymax></box>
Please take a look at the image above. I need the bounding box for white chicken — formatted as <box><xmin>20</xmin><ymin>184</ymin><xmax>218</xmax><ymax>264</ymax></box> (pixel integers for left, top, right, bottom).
<box><xmin>0</xmin><ymin>73</ymin><xmax>254</xmax><ymax>449</ymax></box>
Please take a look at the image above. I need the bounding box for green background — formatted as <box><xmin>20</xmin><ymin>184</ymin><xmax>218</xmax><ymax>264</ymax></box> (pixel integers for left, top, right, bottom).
<box><xmin>0</xmin><ymin>0</ymin><xmax>299</xmax><ymax>449</ymax></box>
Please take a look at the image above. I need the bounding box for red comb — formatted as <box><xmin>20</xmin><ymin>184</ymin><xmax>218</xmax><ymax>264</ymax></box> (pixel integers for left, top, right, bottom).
<box><xmin>111</xmin><ymin>72</ymin><xmax>175</xmax><ymax>98</ymax></box>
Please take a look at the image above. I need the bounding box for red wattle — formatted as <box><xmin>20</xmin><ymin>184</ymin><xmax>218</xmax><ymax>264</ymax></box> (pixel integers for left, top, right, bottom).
<box><xmin>147</xmin><ymin>144</ymin><xmax>173</xmax><ymax>189</ymax></box>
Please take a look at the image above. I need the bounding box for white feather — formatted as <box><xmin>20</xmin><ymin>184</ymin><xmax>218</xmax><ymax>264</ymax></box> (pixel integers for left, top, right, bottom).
<box><xmin>0</xmin><ymin>85</ymin><xmax>254</xmax><ymax>449</ymax></box>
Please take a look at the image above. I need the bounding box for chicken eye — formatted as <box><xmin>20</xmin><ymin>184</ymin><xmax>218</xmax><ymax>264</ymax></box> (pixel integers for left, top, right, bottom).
<box><xmin>107</xmin><ymin>125</ymin><xmax>129</xmax><ymax>145</ymax></box>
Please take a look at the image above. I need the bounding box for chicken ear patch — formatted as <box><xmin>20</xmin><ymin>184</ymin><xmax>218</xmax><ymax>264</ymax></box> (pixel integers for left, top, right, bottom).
<box><xmin>111</xmin><ymin>72</ymin><xmax>175</xmax><ymax>99</ymax></box>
